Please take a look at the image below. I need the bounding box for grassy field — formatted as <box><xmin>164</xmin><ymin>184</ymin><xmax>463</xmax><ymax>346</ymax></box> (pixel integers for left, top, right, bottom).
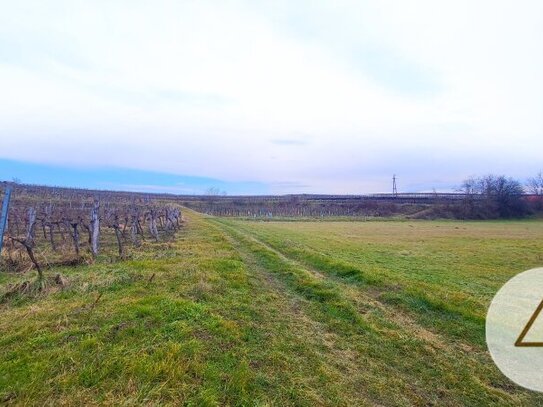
<box><xmin>1</xmin><ymin>210</ymin><xmax>543</xmax><ymax>405</ymax></box>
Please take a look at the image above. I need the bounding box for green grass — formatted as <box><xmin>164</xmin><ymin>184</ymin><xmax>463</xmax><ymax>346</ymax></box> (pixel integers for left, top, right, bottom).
<box><xmin>1</xmin><ymin>211</ymin><xmax>542</xmax><ymax>405</ymax></box>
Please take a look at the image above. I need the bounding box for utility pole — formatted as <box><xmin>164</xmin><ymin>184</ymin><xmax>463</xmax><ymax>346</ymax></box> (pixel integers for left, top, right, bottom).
<box><xmin>0</xmin><ymin>186</ymin><xmax>12</xmax><ymax>255</ymax></box>
<box><xmin>392</xmin><ymin>174</ymin><xmax>398</xmax><ymax>197</ymax></box>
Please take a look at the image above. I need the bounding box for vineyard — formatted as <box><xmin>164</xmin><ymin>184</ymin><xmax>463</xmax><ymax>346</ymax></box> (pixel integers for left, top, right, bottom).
<box><xmin>0</xmin><ymin>184</ymin><xmax>182</xmax><ymax>291</ymax></box>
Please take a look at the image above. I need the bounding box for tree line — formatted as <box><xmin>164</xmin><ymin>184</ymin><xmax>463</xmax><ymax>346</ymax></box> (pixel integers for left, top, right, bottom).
<box><xmin>458</xmin><ymin>172</ymin><xmax>543</xmax><ymax>219</ymax></box>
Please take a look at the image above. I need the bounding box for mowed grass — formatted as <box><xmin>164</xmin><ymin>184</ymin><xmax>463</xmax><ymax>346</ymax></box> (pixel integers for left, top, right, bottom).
<box><xmin>1</xmin><ymin>211</ymin><xmax>542</xmax><ymax>406</ymax></box>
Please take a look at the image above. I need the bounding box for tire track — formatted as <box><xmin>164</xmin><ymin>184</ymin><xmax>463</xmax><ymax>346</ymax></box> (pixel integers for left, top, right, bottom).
<box><xmin>213</xmin><ymin>220</ymin><xmax>382</xmax><ymax>406</ymax></box>
<box><xmin>220</xmin><ymin>220</ymin><xmax>450</xmax><ymax>352</ymax></box>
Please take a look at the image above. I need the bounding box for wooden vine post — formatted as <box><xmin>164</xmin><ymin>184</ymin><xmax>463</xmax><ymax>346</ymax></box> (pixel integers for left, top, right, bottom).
<box><xmin>0</xmin><ymin>186</ymin><xmax>12</xmax><ymax>258</ymax></box>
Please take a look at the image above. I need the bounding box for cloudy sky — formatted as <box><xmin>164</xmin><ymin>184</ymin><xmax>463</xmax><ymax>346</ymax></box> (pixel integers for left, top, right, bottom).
<box><xmin>0</xmin><ymin>0</ymin><xmax>542</xmax><ymax>194</ymax></box>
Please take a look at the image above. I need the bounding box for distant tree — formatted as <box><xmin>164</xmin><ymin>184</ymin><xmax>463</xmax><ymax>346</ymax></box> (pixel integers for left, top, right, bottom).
<box><xmin>481</xmin><ymin>175</ymin><xmax>526</xmax><ymax>218</ymax></box>
<box><xmin>527</xmin><ymin>172</ymin><xmax>543</xmax><ymax>195</ymax></box>
<box><xmin>204</xmin><ymin>187</ymin><xmax>226</xmax><ymax>196</ymax></box>
<box><xmin>203</xmin><ymin>187</ymin><xmax>227</xmax><ymax>208</ymax></box>
<box><xmin>527</xmin><ymin>172</ymin><xmax>543</xmax><ymax>211</ymax></box>
<box><xmin>459</xmin><ymin>174</ymin><xmax>528</xmax><ymax>218</ymax></box>
<box><xmin>458</xmin><ymin>177</ymin><xmax>479</xmax><ymax>218</ymax></box>
<box><xmin>204</xmin><ymin>187</ymin><xmax>221</xmax><ymax>196</ymax></box>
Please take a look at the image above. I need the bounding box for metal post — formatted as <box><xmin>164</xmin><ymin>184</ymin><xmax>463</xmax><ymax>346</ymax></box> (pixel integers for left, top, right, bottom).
<box><xmin>0</xmin><ymin>186</ymin><xmax>12</xmax><ymax>255</ymax></box>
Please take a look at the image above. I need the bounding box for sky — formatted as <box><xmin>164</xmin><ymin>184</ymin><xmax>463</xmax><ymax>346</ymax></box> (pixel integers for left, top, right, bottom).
<box><xmin>0</xmin><ymin>0</ymin><xmax>542</xmax><ymax>195</ymax></box>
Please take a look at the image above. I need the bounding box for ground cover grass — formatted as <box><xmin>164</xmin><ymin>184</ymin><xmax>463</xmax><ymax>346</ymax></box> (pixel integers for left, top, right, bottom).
<box><xmin>1</xmin><ymin>211</ymin><xmax>542</xmax><ymax>405</ymax></box>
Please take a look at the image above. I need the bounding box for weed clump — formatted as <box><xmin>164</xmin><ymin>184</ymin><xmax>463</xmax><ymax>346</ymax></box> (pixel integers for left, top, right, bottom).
<box><xmin>0</xmin><ymin>273</ymin><xmax>68</xmax><ymax>303</ymax></box>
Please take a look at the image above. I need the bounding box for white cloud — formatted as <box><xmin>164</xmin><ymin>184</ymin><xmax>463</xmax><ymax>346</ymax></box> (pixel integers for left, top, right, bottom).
<box><xmin>0</xmin><ymin>0</ymin><xmax>541</xmax><ymax>193</ymax></box>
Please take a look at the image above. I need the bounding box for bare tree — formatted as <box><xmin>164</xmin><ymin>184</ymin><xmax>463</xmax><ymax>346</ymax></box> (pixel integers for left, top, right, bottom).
<box><xmin>527</xmin><ymin>172</ymin><xmax>543</xmax><ymax>195</ymax></box>
<box><xmin>204</xmin><ymin>187</ymin><xmax>221</xmax><ymax>196</ymax></box>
